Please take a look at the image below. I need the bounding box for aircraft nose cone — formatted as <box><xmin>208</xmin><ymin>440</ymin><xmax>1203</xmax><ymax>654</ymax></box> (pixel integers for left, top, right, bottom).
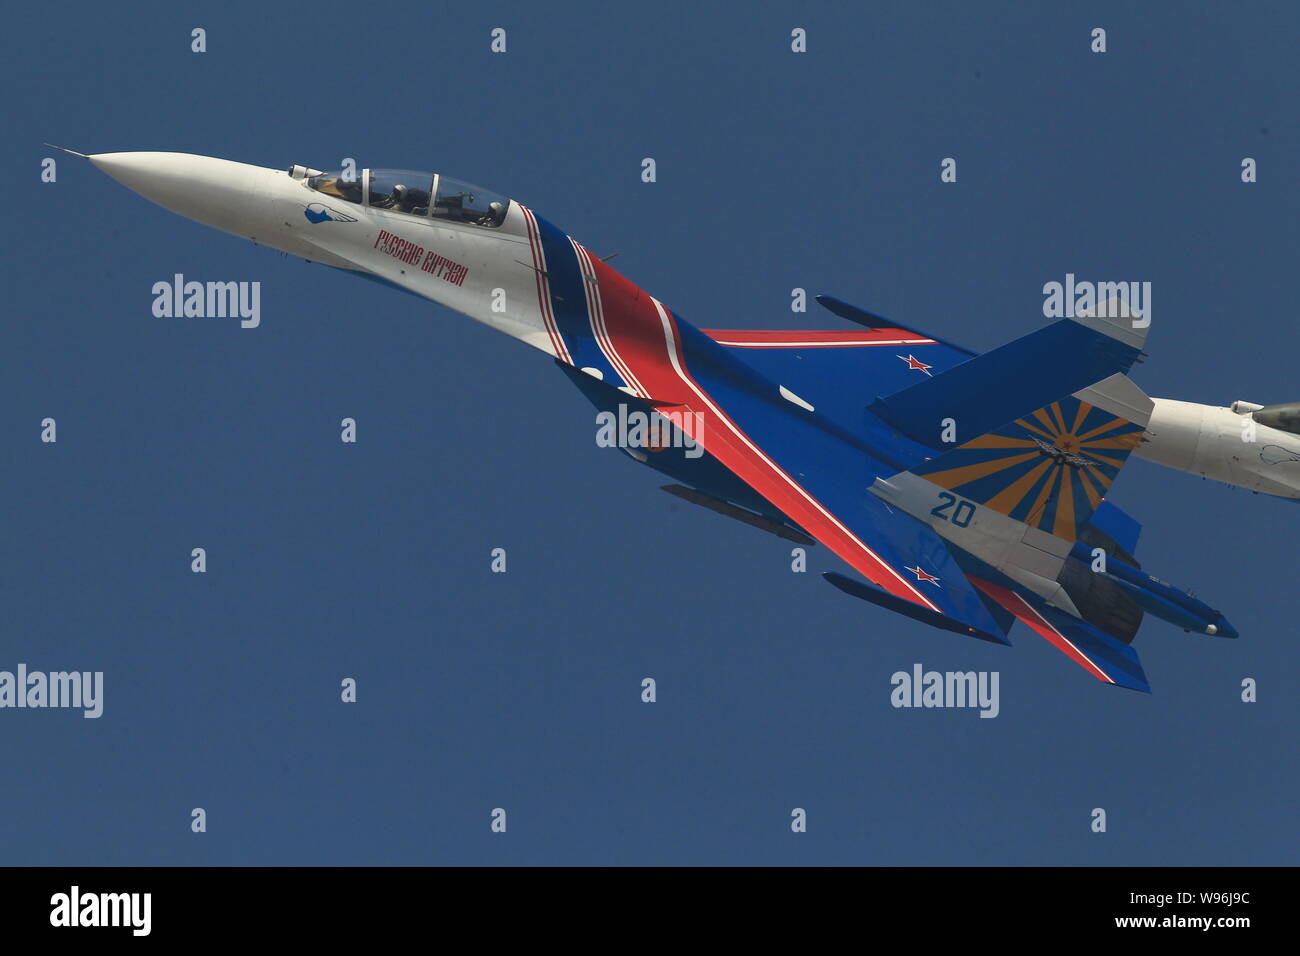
<box><xmin>88</xmin><ymin>151</ymin><xmax>278</xmax><ymax>237</ymax></box>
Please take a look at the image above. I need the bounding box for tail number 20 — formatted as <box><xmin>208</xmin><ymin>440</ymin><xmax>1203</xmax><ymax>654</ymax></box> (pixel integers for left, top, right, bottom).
<box><xmin>930</xmin><ymin>492</ymin><xmax>976</xmax><ymax>528</ymax></box>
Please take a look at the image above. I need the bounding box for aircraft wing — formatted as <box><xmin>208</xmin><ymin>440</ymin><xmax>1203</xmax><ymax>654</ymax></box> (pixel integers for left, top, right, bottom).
<box><xmin>642</xmin><ymin>391</ymin><xmax>1012</xmax><ymax>640</ymax></box>
<box><xmin>698</xmin><ymin>295</ymin><xmax>975</xmax><ymax>437</ymax></box>
<box><xmin>698</xmin><ymin>326</ymin><xmax>972</xmax><ymax>431</ymax></box>
<box><xmin>555</xmin><ymin>325</ymin><xmax>1010</xmax><ymax>641</ymax></box>
<box><xmin>573</xmin><ymin>259</ymin><xmax>1099</xmax><ymax>649</ymax></box>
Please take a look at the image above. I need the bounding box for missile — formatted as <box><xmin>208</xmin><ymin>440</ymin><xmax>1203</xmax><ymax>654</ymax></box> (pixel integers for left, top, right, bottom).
<box><xmin>1068</xmin><ymin>543</ymin><xmax>1237</xmax><ymax>639</ymax></box>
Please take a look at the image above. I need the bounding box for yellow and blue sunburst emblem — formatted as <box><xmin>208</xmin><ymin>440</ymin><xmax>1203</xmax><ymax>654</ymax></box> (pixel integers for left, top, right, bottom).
<box><xmin>912</xmin><ymin>397</ymin><xmax>1145</xmax><ymax>540</ymax></box>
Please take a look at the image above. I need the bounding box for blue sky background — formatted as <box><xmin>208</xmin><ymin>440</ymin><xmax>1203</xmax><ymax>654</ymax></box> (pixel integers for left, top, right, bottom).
<box><xmin>3</xmin><ymin>1</ymin><xmax>1297</xmax><ymax>865</ymax></box>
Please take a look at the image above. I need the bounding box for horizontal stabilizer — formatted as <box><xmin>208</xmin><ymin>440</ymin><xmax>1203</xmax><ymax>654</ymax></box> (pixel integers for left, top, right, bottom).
<box><xmin>660</xmin><ymin>484</ymin><xmax>815</xmax><ymax>546</ymax></box>
<box><xmin>868</xmin><ymin>304</ymin><xmax>1149</xmax><ymax>447</ymax></box>
<box><xmin>972</xmin><ymin>577</ymin><xmax>1151</xmax><ymax>692</ymax></box>
<box><xmin>823</xmin><ymin>572</ymin><xmax>1011</xmax><ymax>645</ymax></box>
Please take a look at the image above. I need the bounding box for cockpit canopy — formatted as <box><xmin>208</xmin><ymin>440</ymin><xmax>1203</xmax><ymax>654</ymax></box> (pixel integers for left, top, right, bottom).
<box><xmin>307</xmin><ymin>168</ymin><xmax>510</xmax><ymax>228</ymax></box>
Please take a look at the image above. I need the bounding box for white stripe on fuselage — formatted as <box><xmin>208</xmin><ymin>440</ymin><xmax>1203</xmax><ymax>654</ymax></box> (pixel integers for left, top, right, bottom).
<box><xmin>519</xmin><ymin>205</ymin><xmax>570</xmax><ymax>363</ymax></box>
<box><xmin>571</xmin><ymin>239</ymin><xmax>647</xmax><ymax>399</ymax></box>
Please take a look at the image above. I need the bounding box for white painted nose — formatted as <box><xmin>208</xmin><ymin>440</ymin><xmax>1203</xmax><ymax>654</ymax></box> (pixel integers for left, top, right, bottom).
<box><xmin>88</xmin><ymin>151</ymin><xmax>281</xmax><ymax>239</ymax></box>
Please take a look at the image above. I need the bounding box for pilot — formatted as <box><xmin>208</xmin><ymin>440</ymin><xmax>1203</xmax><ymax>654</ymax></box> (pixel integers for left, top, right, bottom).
<box><xmin>397</xmin><ymin>184</ymin><xmax>430</xmax><ymax>214</ymax></box>
<box><xmin>475</xmin><ymin>200</ymin><xmax>506</xmax><ymax>226</ymax></box>
<box><xmin>375</xmin><ymin>183</ymin><xmax>431</xmax><ymax>214</ymax></box>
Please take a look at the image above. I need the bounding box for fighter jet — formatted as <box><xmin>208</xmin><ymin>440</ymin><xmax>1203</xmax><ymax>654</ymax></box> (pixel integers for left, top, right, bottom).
<box><xmin>59</xmin><ymin>148</ymin><xmax>1251</xmax><ymax>692</ymax></box>
<box><xmin>1136</xmin><ymin>398</ymin><xmax>1300</xmax><ymax>499</ymax></box>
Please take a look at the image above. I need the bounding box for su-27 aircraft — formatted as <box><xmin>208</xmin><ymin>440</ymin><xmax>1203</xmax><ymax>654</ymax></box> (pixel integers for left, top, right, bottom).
<box><xmin>57</xmin><ymin>148</ymin><xmax>1300</xmax><ymax>693</ymax></box>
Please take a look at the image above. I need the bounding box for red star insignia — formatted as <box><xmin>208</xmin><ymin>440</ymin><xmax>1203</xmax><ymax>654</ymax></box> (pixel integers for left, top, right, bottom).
<box><xmin>904</xmin><ymin>565</ymin><xmax>941</xmax><ymax>585</ymax></box>
<box><xmin>898</xmin><ymin>354</ymin><xmax>933</xmax><ymax>376</ymax></box>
